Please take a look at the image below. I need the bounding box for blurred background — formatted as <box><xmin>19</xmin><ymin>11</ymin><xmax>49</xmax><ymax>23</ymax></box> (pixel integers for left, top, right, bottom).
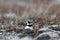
<box><xmin>0</xmin><ymin>0</ymin><xmax>60</xmax><ymax>40</ymax></box>
<box><xmin>0</xmin><ymin>0</ymin><xmax>60</xmax><ymax>25</ymax></box>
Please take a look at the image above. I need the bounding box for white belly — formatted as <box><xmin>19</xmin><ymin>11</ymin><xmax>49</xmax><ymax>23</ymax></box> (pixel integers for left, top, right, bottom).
<box><xmin>25</xmin><ymin>26</ymin><xmax>33</xmax><ymax>30</ymax></box>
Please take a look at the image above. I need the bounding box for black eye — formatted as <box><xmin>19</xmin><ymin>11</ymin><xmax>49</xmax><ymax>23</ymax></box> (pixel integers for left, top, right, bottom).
<box><xmin>28</xmin><ymin>21</ymin><xmax>31</xmax><ymax>23</ymax></box>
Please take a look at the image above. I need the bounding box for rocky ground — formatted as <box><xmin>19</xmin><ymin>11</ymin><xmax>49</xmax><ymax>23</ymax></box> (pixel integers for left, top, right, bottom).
<box><xmin>0</xmin><ymin>32</ymin><xmax>60</xmax><ymax>40</ymax></box>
